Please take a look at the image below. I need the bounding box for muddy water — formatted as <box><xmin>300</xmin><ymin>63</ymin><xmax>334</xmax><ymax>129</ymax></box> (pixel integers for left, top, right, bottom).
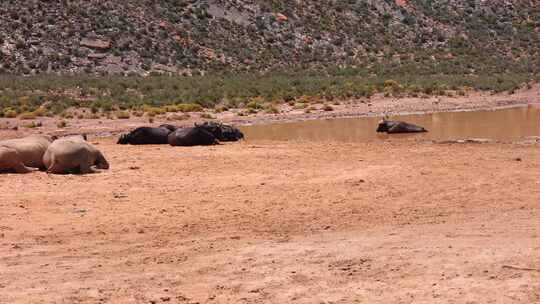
<box><xmin>241</xmin><ymin>106</ymin><xmax>540</xmax><ymax>142</ymax></box>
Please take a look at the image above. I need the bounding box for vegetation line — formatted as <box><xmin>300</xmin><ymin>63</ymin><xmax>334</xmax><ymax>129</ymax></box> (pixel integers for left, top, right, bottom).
<box><xmin>0</xmin><ymin>72</ymin><xmax>537</xmax><ymax>120</ymax></box>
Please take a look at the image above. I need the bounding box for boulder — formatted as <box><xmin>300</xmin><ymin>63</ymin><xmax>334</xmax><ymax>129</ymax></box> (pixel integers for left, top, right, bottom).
<box><xmin>80</xmin><ymin>38</ymin><xmax>111</xmax><ymax>50</ymax></box>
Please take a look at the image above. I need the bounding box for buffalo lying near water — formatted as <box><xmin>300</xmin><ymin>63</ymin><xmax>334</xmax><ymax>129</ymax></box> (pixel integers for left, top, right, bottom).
<box><xmin>157</xmin><ymin>124</ymin><xmax>178</xmax><ymax>132</ymax></box>
<box><xmin>376</xmin><ymin>119</ymin><xmax>427</xmax><ymax>134</ymax></box>
<box><xmin>118</xmin><ymin>122</ymin><xmax>243</xmax><ymax>145</ymax></box>
<box><xmin>117</xmin><ymin>125</ymin><xmax>174</xmax><ymax>145</ymax></box>
<box><xmin>168</xmin><ymin>126</ymin><xmax>218</xmax><ymax>146</ymax></box>
<box><xmin>195</xmin><ymin>122</ymin><xmax>244</xmax><ymax>142</ymax></box>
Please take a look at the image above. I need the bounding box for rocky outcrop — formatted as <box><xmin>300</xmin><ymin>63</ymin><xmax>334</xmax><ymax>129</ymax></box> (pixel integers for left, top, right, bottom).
<box><xmin>80</xmin><ymin>38</ymin><xmax>111</xmax><ymax>50</ymax></box>
<box><xmin>0</xmin><ymin>0</ymin><xmax>538</xmax><ymax>75</ymax></box>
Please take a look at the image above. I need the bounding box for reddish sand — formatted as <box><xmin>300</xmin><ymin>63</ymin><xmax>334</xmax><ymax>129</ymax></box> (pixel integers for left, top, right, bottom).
<box><xmin>1</xmin><ymin>137</ymin><xmax>539</xmax><ymax>303</ymax></box>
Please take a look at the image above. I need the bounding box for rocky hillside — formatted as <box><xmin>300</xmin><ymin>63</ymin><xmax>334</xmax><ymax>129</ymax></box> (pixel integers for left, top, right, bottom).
<box><xmin>0</xmin><ymin>0</ymin><xmax>539</xmax><ymax>76</ymax></box>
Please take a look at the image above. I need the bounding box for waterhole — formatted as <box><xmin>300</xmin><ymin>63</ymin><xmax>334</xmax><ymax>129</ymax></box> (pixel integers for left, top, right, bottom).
<box><xmin>241</xmin><ymin>106</ymin><xmax>540</xmax><ymax>142</ymax></box>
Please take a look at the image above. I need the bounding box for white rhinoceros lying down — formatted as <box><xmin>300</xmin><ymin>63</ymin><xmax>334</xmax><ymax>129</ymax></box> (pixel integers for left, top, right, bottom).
<box><xmin>43</xmin><ymin>135</ymin><xmax>109</xmax><ymax>174</ymax></box>
<box><xmin>0</xmin><ymin>135</ymin><xmax>56</xmax><ymax>173</ymax></box>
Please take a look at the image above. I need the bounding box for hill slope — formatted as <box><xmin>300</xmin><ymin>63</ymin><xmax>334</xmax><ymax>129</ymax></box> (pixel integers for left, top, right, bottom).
<box><xmin>0</xmin><ymin>0</ymin><xmax>539</xmax><ymax>76</ymax></box>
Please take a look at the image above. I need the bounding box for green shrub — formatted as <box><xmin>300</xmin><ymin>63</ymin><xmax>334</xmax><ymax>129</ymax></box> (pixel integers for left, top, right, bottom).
<box><xmin>0</xmin><ymin>71</ymin><xmax>536</xmax><ymax>115</ymax></box>
<box><xmin>23</xmin><ymin>121</ymin><xmax>42</xmax><ymax>128</ymax></box>
<box><xmin>164</xmin><ymin>105</ymin><xmax>180</xmax><ymax>112</ymax></box>
<box><xmin>214</xmin><ymin>105</ymin><xmax>228</xmax><ymax>113</ymax></box>
<box><xmin>85</xmin><ymin>113</ymin><xmax>101</xmax><ymax>119</ymax></box>
<box><xmin>200</xmin><ymin>113</ymin><xmax>215</xmax><ymax>119</ymax></box>
<box><xmin>4</xmin><ymin>108</ymin><xmax>18</xmax><ymax>118</ymax></box>
<box><xmin>265</xmin><ymin>106</ymin><xmax>280</xmax><ymax>114</ymax></box>
<box><xmin>33</xmin><ymin>107</ymin><xmax>49</xmax><ymax>117</ymax></box>
<box><xmin>177</xmin><ymin>103</ymin><xmax>203</xmax><ymax>112</ymax></box>
<box><xmin>18</xmin><ymin>111</ymin><xmax>37</xmax><ymax>120</ymax></box>
<box><xmin>143</xmin><ymin>106</ymin><xmax>166</xmax><ymax>116</ymax></box>
<box><xmin>167</xmin><ymin>113</ymin><xmax>190</xmax><ymax>121</ymax></box>
<box><xmin>293</xmin><ymin>103</ymin><xmax>308</xmax><ymax>109</ymax></box>
<box><xmin>246</xmin><ymin>97</ymin><xmax>265</xmax><ymax>110</ymax></box>
<box><xmin>116</xmin><ymin>111</ymin><xmax>131</xmax><ymax>119</ymax></box>
<box><xmin>60</xmin><ymin>111</ymin><xmax>74</xmax><ymax>119</ymax></box>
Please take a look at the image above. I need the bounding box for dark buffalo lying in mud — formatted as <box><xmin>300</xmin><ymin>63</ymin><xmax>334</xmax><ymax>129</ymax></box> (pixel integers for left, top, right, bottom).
<box><xmin>195</xmin><ymin>122</ymin><xmax>244</xmax><ymax>142</ymax></box>
<box><xmin>376</xmin><ymin>119</ymin><xmax>427</xmax><ymax>134</ymax></box>
<box><xmin>117</xmin><ymin>125</ymin><xmax>175</xmax><ymax>145</ymax></box>
<box><xmin>118</xmin><ymin>122</ymin><xmax>243</xmax><ymax>146</ymax></box>
<box><xmin>168</xmin><ymin>126</ymin><xmax>218</xmax><ymax>146</ymax></box>
<box><xmin>157</xmin><ymin>124</ymin><xmax>178</xmax><ymax>132</ymax></box>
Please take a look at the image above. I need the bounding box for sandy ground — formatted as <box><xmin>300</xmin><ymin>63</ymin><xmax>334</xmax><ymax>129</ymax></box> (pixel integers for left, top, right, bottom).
<box><xmin>1</xmin><ymin>85</ymin><xmax>540</xmax><ymax>303</ymax></box>
<box><xmin>1</xmin><ymin>137</ymin><xmax>539</xmax><ymax>303</ymax></box>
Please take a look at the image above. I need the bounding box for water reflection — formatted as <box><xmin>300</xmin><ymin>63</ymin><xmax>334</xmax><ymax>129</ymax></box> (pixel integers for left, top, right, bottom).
<box><xmin>241</xmin><ymin>106</ymin><xmax>540</xmax><ymax>142</ymax></box>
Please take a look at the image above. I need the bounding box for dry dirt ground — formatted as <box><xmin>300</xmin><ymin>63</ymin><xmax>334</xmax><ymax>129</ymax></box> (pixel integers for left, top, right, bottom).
<box><xmin>1</xmin><ymin>137</ymin><xmax>539</xmax><ymax>303</ymax></box>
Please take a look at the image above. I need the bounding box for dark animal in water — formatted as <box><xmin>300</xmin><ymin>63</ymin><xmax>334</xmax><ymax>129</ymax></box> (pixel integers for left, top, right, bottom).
<box><xmin>195</xmin><ymin>122</ymin><xmax>244</xmax><ymax>141</ymax></box>
<box><xmin>376</xmin><ymin>119</ymin><xmax>427</xmax><ymax>134</ymax></box>
<box><xmin>117</xmin><ymin>126</ymin><xmax>173</xmax><ymax>145</ymax></box>
<box><xmin>168</xmin><ymin>126</ymin><xmax>218</xmax><ymax>146</ymax></box>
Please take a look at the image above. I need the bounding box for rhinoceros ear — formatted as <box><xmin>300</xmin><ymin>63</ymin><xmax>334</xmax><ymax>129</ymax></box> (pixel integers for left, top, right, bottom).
<box><xmin>117</xmin><ymin>134</ymin><xmax>128</xmax><ymax>144</ymax></box>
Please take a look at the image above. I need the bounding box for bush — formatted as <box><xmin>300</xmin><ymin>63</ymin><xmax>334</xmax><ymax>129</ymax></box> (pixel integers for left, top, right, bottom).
<box><xmin>214</xmin><ymin>105</ymin><xmax>229</xmax><ymax>113</ymax></box>
<box><xmin>85</xmin><ymin>113</ymin><xmax>101</xmax><ymax>119</ymax></box>
<box><xmin>167</xmin><ymin>113</ymin><xmax>190</xmax><ymax>121</ymax></box>
<box><xmin>177</xmin><ymin>103</ymin><xmax>203</xmax><ymax>112</ymax></box>
<box><xmin>293</xmin><ymin>103</ymin><xmax>308</xmax><ymax>109</ymax></box>
<box><xmin>116</xmin><ymin>111</ymin><xmax>131</xmax><ymax>119</ymax></box>
<box><xmin>60</xmin><ymin>111</ymin><xmax>74</xmax><ymax>119</ymax></box>
<box><xmin>164</xmin><ymin>105</ymin><xmax>180</xmax><ymax>112</ymax></box>
<box><xmin>246</xmin><ymin>97</ymin><xmax>265</xmax><ymax>110</ymax></box>
<box><xmin>23</xmin><ymin>121</ymin><xmax>42</xmax><ymax>128</ymax></box>
<box><xmin>33</xmin><ymin>107</ymin><xmax>49</xmax><ymax>117</ymax></box>
<box><xmin>200</xmin><ymin>113</ymin><xmax>215</xmax><ymax>119</ymax></box>
<box><xmin>3</xmin><ymin>108</ymin><xmax>18</xmax><ymax>118</ymax></box>
<box><xmin>143</xmin><ymin>106</ymin><xmax>166</xmax><ymax>116</ymax></box>
<box><xmin>383</xmin><ymin>79</ymin><xmax>400</xmax><ymax>88</ymax></box>
<box><xmin>0</xmin><ymin>72</ymin><xmax>536</xmax><ymax>116</ymax></box>
<box><xmin>18</xmin><ymin>111</ymin><xmax>37</xmax><ymax>120</ymax></box>
<box><xmin>265</xmin><ymin>105</ymin><xmax>280</xmax><ymax>114</ymax></box>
